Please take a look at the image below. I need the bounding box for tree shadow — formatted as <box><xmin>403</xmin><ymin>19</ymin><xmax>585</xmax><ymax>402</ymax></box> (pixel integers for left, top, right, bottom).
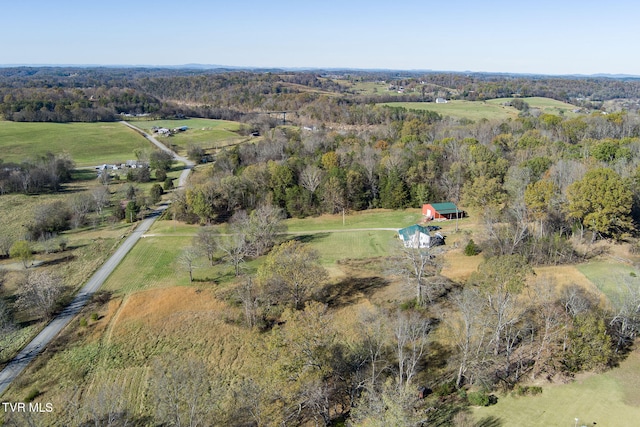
<box><xmin>475</xmin><ymin>415</ymin><xmax>503</xmax><ymax>427</ymax></box>
<box><xmin>318</xmin><ymin>276</ymin><xmax>389</xmax><ymax>308</ymax></box>
<box><xmin>36</xmin><ymin>254</ymin><xmax>76</xmax><ymax>267</ymax></box>
<box><xmin>292</xmin><ymin>233</ymin><xmax>330</xmax><ymax>244</ymax></box>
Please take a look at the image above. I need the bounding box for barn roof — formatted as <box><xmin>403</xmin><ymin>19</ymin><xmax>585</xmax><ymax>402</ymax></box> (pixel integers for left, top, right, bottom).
<box><xmin>430</xmin><ymin>202</ymin><xmax>460</xmax><ymax>215</ymax></box>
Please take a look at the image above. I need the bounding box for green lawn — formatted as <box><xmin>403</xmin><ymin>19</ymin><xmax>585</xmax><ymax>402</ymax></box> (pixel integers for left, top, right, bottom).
<box><xmin>294</xmin><ymin>230</ymin><xmax>397</xmax><ymax>266</ymax></box>
<box><xmin>473</xmin><ymin>351</ymin><xmax>640</xmax><ymax>426</ymax></box>
<box><xmin>284</xmin><ymin>209</ymin><xmax>423</xmax><ymax>233</ymax></box>
<box><xmin>0</xmin><ymin>122</ymin><xmax>150</xmax><ymax>167</ymax></box>
<box><xmin>576</xmin><ymin>261</ymin><xmax>639</xmax><ymax>303</ymax></box>
<box><xmin>101</xmin><ymin>236</ymin><xmax>196</xmax><ymax>294</ymax></box>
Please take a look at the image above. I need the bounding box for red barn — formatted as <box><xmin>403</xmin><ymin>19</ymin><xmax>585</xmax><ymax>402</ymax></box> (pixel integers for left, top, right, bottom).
<box><xmin>422</xmin><ymin>202</ymin><xmax>465</xmax><ymax>220</ymax></box>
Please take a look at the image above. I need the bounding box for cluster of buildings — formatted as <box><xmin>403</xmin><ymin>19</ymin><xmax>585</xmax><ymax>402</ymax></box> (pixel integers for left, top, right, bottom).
<box><xmin>151</xmin><ymin>126</ymin><xmax>188</xmax><ymax>136</ymax></box>
<box><xmin>397</xmin><ymin>202</ymin><xmax>465</xmax><ymax>249</ymax></box>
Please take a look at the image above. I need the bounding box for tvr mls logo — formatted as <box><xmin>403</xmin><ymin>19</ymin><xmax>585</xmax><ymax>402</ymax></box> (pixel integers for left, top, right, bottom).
<box><xmin>2</xmin><ymin>402</ymin><xmax>54</xmax><ymax>413</ymax></box>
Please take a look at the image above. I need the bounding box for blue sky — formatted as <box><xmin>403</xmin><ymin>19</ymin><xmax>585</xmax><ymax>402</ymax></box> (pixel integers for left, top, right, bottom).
<box><xmin>2</xmin><ymin>0</ymin><xmax>639</xmax><ymax>75</ymax></box>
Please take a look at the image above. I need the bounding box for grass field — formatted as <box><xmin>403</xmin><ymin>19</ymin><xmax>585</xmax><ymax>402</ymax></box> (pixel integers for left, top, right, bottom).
<box><xmin>576</xmin><ymin>261</ymin><xmax>639</xmax><ymax>304</ymax></box>
<box><xmin>0</xmin><ymin>122</ymin><xmax>150</xmax><ymax>167</ymax></box>
<box><xmin>127</xmin><ymin>118</ymin><xmax>245</xmax><ymax>154</ymax></box>
<box><xmin>381</xmin><ymin>97</ymin><xmax>580</xmax><ymax>122</ymax></box>
<box><xmin>486</xmin><ymin>97</ymin><xmax>580</xmax><ymax>116</ymax></box>
<box><xmin>284</xmin><ymin>209</ymin><xmax>423</xmax><ymax>232</ymax></box>
<box><xmin>473</xmin><ymin>350</ymin><xmax>640</xmax><ymax>426</ymax></box>
<box><xmin>381</xmin><ymin>100</ymin><xmax>520</xmax><ymax>121</ymax></box>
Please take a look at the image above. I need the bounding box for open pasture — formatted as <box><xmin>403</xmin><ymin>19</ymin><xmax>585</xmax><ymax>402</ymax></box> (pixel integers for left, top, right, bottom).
<box><xmin>486</xmin><ymin>96</ymin><xmax>580</xmax><ymax>116</ymax></box>
<box><xmin>0</xmin><ymin>122</ymin><xmax>150</xmax><ymax>167</ymax></box>
<box><xmin>128</xmin><ymin>118</ymin><xmax>245</xmax><ymax>153</ymax></box>
<box><xmin>381</xmin><ymin>99</ymin><xmax>520</xmax><ymax>121</ymax></box>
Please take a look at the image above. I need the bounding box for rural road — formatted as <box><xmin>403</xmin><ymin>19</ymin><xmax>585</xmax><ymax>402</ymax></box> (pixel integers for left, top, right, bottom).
<box><xmin>0</xmin><ymin>122</ymin><xmax>194</xmax><ymax>397</ymax></box>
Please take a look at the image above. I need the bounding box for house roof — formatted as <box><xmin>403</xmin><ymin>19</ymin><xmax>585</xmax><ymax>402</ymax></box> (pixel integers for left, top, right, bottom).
<box><xmin>429</xmin><ymin>202</ymin><xmax>460</xmax><ymax>215</ymax></box>
<box><xmin>398</xmin><ymin>224</ymin><xmax>430</xmax><ymax>240</ymax></box>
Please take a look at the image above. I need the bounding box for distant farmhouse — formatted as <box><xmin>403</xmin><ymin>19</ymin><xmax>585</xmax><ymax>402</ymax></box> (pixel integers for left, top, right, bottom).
<box><xmin>422</xmin><ymin>202</ymin><xmax>465</xmax><ymax>221</ymax></box>
<box><xmin>398</xmin><ymin>224</ymin><xmax>445</xmax><ymax>249</ymax></box>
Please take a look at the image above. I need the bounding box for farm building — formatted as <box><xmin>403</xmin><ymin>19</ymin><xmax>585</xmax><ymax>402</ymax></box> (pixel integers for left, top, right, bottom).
<box><xmin>422</xmin><ymin>202</ymin><xmax>465</xmax><ymax>220</ymax></box>
<box><xmin>398</xmin><ymin>225</ymin><xmax>445</xmax><ymax>249</ymax></box>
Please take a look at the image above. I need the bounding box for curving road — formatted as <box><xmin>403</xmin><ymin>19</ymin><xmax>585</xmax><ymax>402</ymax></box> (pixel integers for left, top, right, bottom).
<box><xmin>0</xmin><ymin>122</ymin><xmax>194</xmax><ymax>396</ymax></box>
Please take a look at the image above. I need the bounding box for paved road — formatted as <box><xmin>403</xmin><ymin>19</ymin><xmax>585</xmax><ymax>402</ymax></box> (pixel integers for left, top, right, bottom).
<box><xmin>0</xmin><ymin>122</ymin><xmax>194</xmax><ymax>397</ymax></box>
<box><xmin>120</xmin><ymin>121</ymin><xmax>193</xmax><ymax>187</ymax></box>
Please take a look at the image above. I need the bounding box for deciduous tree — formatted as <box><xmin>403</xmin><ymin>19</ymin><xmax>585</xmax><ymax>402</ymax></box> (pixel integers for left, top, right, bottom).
<box><xmin>567</xmin><ymin>167</ymin><xmax>633</xmax><ymax>240</ymax></box>
<box><xmin>258</xmin><ymin>240</ymin><xmax>327</xmax><ymax>309</ymax></box>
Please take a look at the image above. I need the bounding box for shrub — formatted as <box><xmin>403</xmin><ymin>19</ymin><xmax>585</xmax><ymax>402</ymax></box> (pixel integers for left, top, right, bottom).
<box><xmin>79</xmin><ymin>318</ymin><xmax>88</xmax><ymax>327</ymax></box>
<box><xmin>467</xmin><ymin>391</ymin><xmax>490</xmax><ymax>406</ymax></box>
<box><xmin>155</xmin><ymin>168</ymin><xmax>167</xmax><ymax>182</ymax></box>
<box><xmin>164</xmin><ymin>177</ymin><xmax>175</xmax><ymax>191</ymax></box>
<box><xmin>433</xmin><ymin>381</ymin><xmax>456</xmax><ymax>397</ymax></box>
<box><xmin>25</xmin><ymin>389</ymin><xmax>40</xmax><ymax>402</ymax></box>
<box><xmin>150</xmin><ymin>183</ymin><xmax>164</xmax><ymax>204</ymax></box>
<box><xmin>464</xmin><ymin>239</ymin><xmax>481</xmax><ymax>256</ymax></box>
<box><xmin>90</xmin><ymin>313</ymin><xmax>99</xmax><ymax>321</ymax></box>
<box><xmin>514</xmin><ymin>385</ymin><xmax>543</xmax><ymax>397</ymax></box>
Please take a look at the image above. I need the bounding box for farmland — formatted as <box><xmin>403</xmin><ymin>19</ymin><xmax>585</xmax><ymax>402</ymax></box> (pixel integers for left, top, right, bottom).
<box><xmin>3</xmin><ymin>68</ymin><xmax>640</xmax><ymax>425</ymax></box>
<box><xmin>0</xmin><ymin>121</ymin><xmax>150</xmax><ymax>167</ymax></box>
<box><xmin>128</xmin><ymin>118</ymin><xmax>246</xmax><ymax>155</ymax></box>
<box><xmin>381</xmin><ymin>97</ymin><xmax>581</xmax><ymax>121</ymax></box>
<box><xmin>381</xmin><ymin>99</ymin><xmax>520</xmax><ymax>121</ymax></box>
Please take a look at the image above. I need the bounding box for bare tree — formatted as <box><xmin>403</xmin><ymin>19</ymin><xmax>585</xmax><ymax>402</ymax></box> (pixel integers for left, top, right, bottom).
<box><xmin>394</xmin><ymin>310</ymin><xmax>431</xmax><ymax>389</ymax></box>
<box><xmin>16</xmin><ymin>270</ymin><xmax>65</xmax><ymax>318</ymax></box>
<box><xmin>608</xmin><ymin>274</ymin><xmax>640</xmax><ymax>352</ymax></box>
<box><xmin>82</xmin><ymin>380</ymin><xmax>132</xmax><ymax>427</ymax></box>
<box><xmin>195</xmin><ymin>226</ymin><xmax>218</xmax><ymax>266</ymax></box>
<box><xmin>393</xmin><ymin>241</ymin><xmax>443</xmax><ymax>305</ymax></box>
<box><xmin>238</xmin><ymin>203</ymin><xmax>286</xmax><ymax>257</ymax></box>
<box><xmin>357</xmin><ymin>306</ymin><xmax>392</xmax><ymax>388</ymax></box>
<box><xmin>69</xmin><ymin>192</ymin><xmax>95</xmax><ymax>229</ymax></box>
<box><xmin>151</xmin><ymin>354</ymin><xmax>220</xmax><ymax>427</ymax></box>
<box><xmin>447</xmin><ymin>287</ymin><xmax>485</xmax><ymax>388</ymax></box>
<box><xmin>299</xmin><ymin>164</ymin><xmax>323</xmax><ymax>194</ymax></box>
<box><xmin>177</xmin><ymin>247</ymin><xmax>200</xmax><ymax>283</ymax></box>
<box><xmin>237</xmin><ymin>277</ymin><xmax>259</xmax><ymax>328</ymax></box>
<box><xmin>92</xmin><ymin>185</ymin><xmax>111</xmax><ymax>222</ymax></box>
<box><xmin>217</xmin><ymin>232</ymin><xmax>248</xmax><ymax>277</ymax></box>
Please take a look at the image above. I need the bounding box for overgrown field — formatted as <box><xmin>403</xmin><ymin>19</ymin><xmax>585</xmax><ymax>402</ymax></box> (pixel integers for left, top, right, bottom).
<box><xmin>0</xmin><ymin>122</ymin><xmax>150</xmax><ymax>166</ymax></box>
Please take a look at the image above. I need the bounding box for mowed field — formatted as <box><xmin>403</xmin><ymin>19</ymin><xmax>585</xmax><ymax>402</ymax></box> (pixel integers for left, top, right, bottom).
<box><xmin>381</xmin><ymin>100</ymin><xmax>520</xmax><ymax>121</ymax></box>
<box><xmin>486</xmin><ymin>96</ymin><xmax>580</xmax><ymax>116</ymax></box>
<box><xmin>128</xmin><ymin>118</ymin><xmax>246</xmax><ymax>154</ymax></box>
<box><xmin>474</xmin><ymin>349</ymin><xmax>640</xmax><ymax>426</ymax></box>
<box><xmin>0</xmin><ymin>121</ymin><xmax>150</xmax><ymax>166</ymax></box>
<box><xmin>382</xmin><ymin>97</ymin><xmax>580</xmax><ymax>122</ymax></box>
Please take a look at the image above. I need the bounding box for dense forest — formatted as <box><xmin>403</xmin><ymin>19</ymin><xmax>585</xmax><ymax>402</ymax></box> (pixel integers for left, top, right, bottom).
<box><xmin>2</xmin><ymin>67</ymin><xmax>640</xmax><ymax>123</ymax></box>
<box><xmin>3</xmin><ymin>67</ymin><xmax>640</xmax><ymax>425</ymax></box>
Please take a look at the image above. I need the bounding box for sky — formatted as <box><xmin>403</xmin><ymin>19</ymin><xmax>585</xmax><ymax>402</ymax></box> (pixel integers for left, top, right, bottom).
<box><xmin>2</xmin><ymin>0</ymin><xmax>639</xmax><ymax>76</ymax></box>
